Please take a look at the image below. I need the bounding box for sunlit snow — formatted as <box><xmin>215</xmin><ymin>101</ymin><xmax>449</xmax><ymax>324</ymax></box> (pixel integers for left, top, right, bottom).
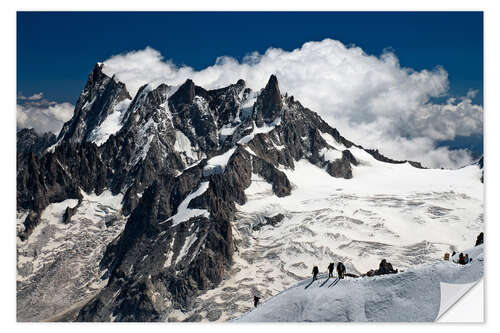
<box><xmin>235</xmin><ymin>245</ymin><xmax>483</xmax><ymax>322</ymax></box>
<box><xmin>167</xmin><ymin>182</ymin><xmax>210</xmax><ymax>227</ymax></box>
<box><xmin>88</xmin><ymin>99</ymin><xmax>131</xmax><ymax>146</ymax></box>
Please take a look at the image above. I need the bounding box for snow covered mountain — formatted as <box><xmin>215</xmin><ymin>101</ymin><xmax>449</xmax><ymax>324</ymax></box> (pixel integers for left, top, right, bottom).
<box><xmin>235</xmin><ymin>245</ymin><xmax>484</xmax><ymax>322</ymax></box>
<box><xmin>16</xmin><ymin>63</ymin><xmax>483</xmax><ymax>322</ymax></box>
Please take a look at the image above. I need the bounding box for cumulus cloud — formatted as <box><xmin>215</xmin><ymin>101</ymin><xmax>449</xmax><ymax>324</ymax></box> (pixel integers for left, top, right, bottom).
<box><xmin>17</xmin><ymin>96</ymin><xmax>74</xmax><ymax>135</ymax></box>
<box><xmin>102</xmin><ymin>39</ymin><xmax>483</xmax><ymax>168</ymax></box>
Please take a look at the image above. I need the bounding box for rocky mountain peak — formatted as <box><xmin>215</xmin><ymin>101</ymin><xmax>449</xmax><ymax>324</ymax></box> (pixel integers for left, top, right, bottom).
<box><xmin>171</xmin><ymin>79</ymin><xmax>196</xmax><ymax>106</ymax></box>
<box><xmin>253</xmin><ymin>74</ymin><xmax>283</xmax><ymax>126</ymax></box>
<box><xmin>85</xmin><ymin>63</ymin><xmax>107</xmax><ymax>90</ymax></box>
<box><xmin>266</xmin><ymin>74</ymin><xmax>279</xmax><ymax>90</ymax></box>
<box><xmin>55</xmin><ymin>64</ymin><xmax>132</xmax><ymax>146</ymax></box>
<box><xmin>477</xmin><ymin>156</ymin><xmax>484</xmax><ymax>169</ymax></box>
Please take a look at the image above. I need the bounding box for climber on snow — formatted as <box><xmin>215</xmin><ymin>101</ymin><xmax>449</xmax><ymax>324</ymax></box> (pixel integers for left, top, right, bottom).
<box><xmin>458</xmin><ymin>253</ymin><xmax>465</xmax><ymax>265</ymax></box>
<box><xmin>378</xmin><ymin>259</ymin><xmax>398</xmax><ymax>275</ymax></box>
<box><xmin>336</xmin><ymin>262</ymin><xmax>346</xmax><ymax>279</ymax></box>
<box><xmin>253</xmin><ymin>296</ymin><xmax>260</xmax><ymax>307</ymax></box>
<box><xmin>312</xmin><ymin>266</ymin><xmax>319</xmax><ymax>281</ymax></box>
<box><xmin>328</xmin><ymin>262</ymin><xmax>335</xmax><ymax>278</ymax></box>
<box><xmin>363</xmin><ymin>259</ymin><xmax>398</xmax><ymax>277</ymax></box>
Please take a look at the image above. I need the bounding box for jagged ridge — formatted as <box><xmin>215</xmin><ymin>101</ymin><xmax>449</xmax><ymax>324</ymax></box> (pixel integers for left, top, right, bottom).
<box><xmin>17</xmin><ymin>63</ymin><xmax>433</xmax><ymax>321</ymax></box>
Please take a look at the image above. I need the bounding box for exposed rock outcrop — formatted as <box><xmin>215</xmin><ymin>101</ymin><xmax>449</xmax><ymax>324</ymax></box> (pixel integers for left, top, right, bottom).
<box><xmin>253</xmin><ymin>74</ymin><xmax>283</xmax><ymax>126</ymax></box>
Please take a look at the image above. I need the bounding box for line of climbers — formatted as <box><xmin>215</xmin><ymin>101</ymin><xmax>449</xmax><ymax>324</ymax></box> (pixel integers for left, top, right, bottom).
<box><xmin>253</xmin><ymin>259</ymin><xmax>394</xmax><ymax>308</ymax></box>
<box><xmin>254</xmin><ymin>233</ymin><xmax>484</xmax><ymax>308</ymax></box>
<box><xmin>312</xmin><ymin>259</ymin><xmax>398</xmax><ymax>281</ymax></box>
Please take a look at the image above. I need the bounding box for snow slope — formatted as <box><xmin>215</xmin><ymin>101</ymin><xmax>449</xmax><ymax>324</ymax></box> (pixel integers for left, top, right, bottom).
<box><xmin>175</xmin><ymin>154</ymin><xmax>482</xmax><ymax>321</ymax></box>
<box><xmin>235</xmin><ymin>245</ymin><xmax>483</xmax><ymax>322</ymax></box>
<box><xmin>166</xmin><ymin>181</ymin><xmax>211</xmax><ymax>227</ymax></box>
<box><xmin>87</xmin><ymin>99</ymin><xmax>131</xmax><ymax>146</ymax></box>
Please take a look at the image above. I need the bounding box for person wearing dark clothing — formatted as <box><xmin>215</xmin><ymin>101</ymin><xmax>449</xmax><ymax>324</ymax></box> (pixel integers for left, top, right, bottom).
<box><xmin>452</xmin><ymin>251</ymin><xmax>456</xmax><ymax>257</ymax></box>
<box><xmin>312</xmin><ymin>266</ymin><xmax>319</xmax><ymax>281</ymax></box>
<box><xmin>386</xmin><ymin>262</ymin><xmax>397</xmax><ymax>273</ymax></box>
<box><xmin>365</xmin><ymin>269</ymin><xmax>376</xmax><ymax>277</ymax></box>
<box><xmin>328</xmin><ymin>263</ymin><xmax>335</xmax><ymax>278</ymax></box>
<box><xmin>475</xmin><ymin>232</ymin><xmax>484</xmax><ymax>246</ymax></box>
<box><xmin>253</xmin><ymin>296</ymin><xmax>260</xmax><ymax>307</ymax></box>
<box><xmin>336</xmin><ymin>262</ymin><xmax>346</xmax><ymax>279</ymax></box>
<box><xmin>465</xmin><ymin>254</ymin><xmax>470</xmax><ymax>264</ymax></box>
<box><xmin>376</xmin><ymin>259</ymin><xmax>398</xmax><ymax>275</ymax></box>
<box><xmin>458</xmin><ymin>253</ymin><xmax>465</xmax><ymax>265</ymax></box>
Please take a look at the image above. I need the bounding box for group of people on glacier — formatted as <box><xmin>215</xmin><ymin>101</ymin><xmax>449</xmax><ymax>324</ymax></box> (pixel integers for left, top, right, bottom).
<box><xmin>311</xmin><ymin>258</ymin><xmax>398</xmax><ymax>283</ymax></box>
<box><xmin>253</xmin><ymin>232</ymin><xmax>484</xmax><ymax>308</ymax></box>
<box><xmin>448</xmin><ymin>232</ymin><xmax>483</xmax><ymax>265</ymax></box>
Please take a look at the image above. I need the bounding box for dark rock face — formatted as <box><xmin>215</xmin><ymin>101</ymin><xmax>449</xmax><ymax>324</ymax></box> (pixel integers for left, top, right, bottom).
<box><xmin>17</xmin><ymin>128</ymin><xmax>56</xmax><ymax>156</ymax></box>
<box><xmin>325</xmin><ymin>151</ymin><xmax>355</xmax><ymax>179</ymax></box>
<box><xmin>207</xmin><ymin>80</ymin><xmax>246</xmax><ymax>128</ymax></box>
<box><xmin>16</xmin><ymin>151</ymin><xmax>83</xmax><ymax>240</ymax></box>
<box><xmin>477</xmin><ymin>156</ymin><xmax>484</xmax><ymax>169</ymax></box>
<box><xmin>253</xmin><ymin>74</ymin><xmax>283</xmax><ymax>125</ymax></box>
<box><xmin>56</xmin><ymin>63</ymin><xmax>132</xmax><ymax>145</ymax></box>
<box><xmin>365</xmin><ymin>149</ymin><xmax>425</xmax><ymax>169</ymax></box>
<box><xmin>475</xmin><ymin>232</ymin><xmax>484</xmax><ymax>246</ymax></box>
<box><xmin>252</xmin><ymin>157</ymin><xmax>292</xmax><ymax>197</ymax></box>
<box><xmin>77</xmin><ymin>164</ymin><xmax>235</xmax><ymax>321</ymax></box>
<box><xmin>253</xmin><ymin>214</ymin><xmax>285</xmax><ymax>231</ymax></box>
<box><xmin>62</xmin><ymin>200</ymin><xmax>81</xmax><ymax>224</ymax></box>
<box><xmin>170</xmin><ymin>79</ymin><xmax>196</xmax><ymax>107</ymax></box>
<box><xmin>17</xmin><ymin>63</ymin><xmax>433</xmax><ymax>322</ymax></box>
<box><xmin>476</xmin><ymin>156</ymin><xmax>484</xmax><ymax>183</ymax></box>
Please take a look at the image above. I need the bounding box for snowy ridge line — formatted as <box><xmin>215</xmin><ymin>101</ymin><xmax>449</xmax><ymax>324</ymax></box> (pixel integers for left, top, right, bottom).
<box><xmin>234</xmin><ymin>245</ymin><xmax>484</xmax><ymax>322</ymax></box>
<box><xmin>233</xmin><ymin>272</ymin><xmax>331</xmax><ymax>320</ymax></box>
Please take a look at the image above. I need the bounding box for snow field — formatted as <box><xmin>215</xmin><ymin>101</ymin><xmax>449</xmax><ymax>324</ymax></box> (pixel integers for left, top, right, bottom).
<box><xmin>16</xmin><ymin>190</ymin><xmax>127</xmax><ymax>321</ymax></box>
<box><xmin>235</xmin><ymin>245</ymin><xmax>483</xmax><ymax>322</ymax></box>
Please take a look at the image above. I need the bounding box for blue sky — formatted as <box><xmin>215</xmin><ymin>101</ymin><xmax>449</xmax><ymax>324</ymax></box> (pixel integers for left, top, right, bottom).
<box><xmin>17</xmin><ymin>12</ymin><xmax>483</xmax><ymax>105</ymax></box>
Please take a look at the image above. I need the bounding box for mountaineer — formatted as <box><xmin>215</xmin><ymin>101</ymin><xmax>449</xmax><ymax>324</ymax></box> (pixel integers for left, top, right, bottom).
<box><xmin>336</xmin><ymin>262</ymin><xmax>346</xmax><ymax>279</ymax></box>
<box><xmin>328</xmin><ymin>263</ymin><xmax>335</xmax><ymax>278</ymax></box>
<box><xmin>312</xmin><ymin>266</ymin><xmax>319</xmax><ymax>281</ymax></box>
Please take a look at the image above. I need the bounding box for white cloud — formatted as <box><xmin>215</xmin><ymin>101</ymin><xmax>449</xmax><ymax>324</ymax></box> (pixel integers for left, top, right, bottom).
<box><xmin>17</xmin><ymin>92</ymin><xmax>44</xmax><ymax>100</ymax></box>
<box><xmin>101</xmin><ymin>39</ymin><xmax>480</xmax><ymax>168</ymax></box>
<box><xmin>17</xmin><ymin>99</ymin><xmax>74</xmax><ymax>135</ymax></box>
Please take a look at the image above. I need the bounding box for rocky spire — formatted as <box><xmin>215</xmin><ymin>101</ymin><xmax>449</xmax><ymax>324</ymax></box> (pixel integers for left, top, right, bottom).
<box><xmin>56</xmin><ymin>63</ymin><xmax>131</xmax><ymax>145</ymax></box>
<box><xmin>253</xmin><ymin>74</ymin><xmax>283</xmax><ymax>126</ymax></box>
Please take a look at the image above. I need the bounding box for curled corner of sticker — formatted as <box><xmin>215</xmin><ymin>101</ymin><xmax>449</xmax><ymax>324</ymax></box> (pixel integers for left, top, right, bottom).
<box><xmin>436</xmin><ymin>280</ymin><xmax>481</xmax><ymax>320</ymax></box>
